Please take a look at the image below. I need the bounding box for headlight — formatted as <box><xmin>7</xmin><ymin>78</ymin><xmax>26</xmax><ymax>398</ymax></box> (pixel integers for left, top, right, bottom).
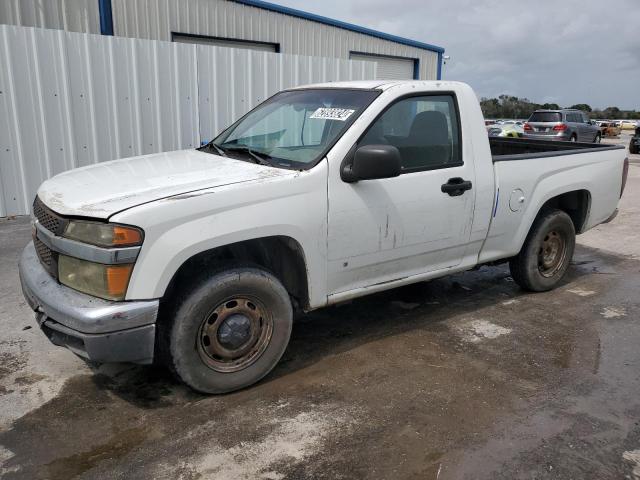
<box><xmin>64</xmin><ymin>221</ymin><xmax>143</xmax><ymax>247</ymax></box>
<box><xmin>58</xmin><ymin>255</ymin><xmax>133</xmax><ymax>301</ymax></box>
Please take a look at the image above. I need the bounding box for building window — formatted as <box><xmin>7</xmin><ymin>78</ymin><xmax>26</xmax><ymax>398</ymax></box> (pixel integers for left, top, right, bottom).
<box><xmin>172</xmin><ymin>33</ymin><xmax>279</xmax><ymax>53</ymax></box>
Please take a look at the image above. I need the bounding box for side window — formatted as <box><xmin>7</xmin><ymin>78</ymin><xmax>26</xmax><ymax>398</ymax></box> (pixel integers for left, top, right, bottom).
<box><xmin>359</xmin><ymin>95</ymin><xmax>461</xmax><ymax>172</ymax></box>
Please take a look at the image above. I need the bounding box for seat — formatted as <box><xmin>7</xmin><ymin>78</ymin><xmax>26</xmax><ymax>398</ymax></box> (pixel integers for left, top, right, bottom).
<box><xmin>408</xmin><ymin>110</ymin><xmax>449</xmax><ymax>145</ymax></box>
<box><xmin>401</xmin><ymin>110</ymin><xmax>450</xmax><ymax>169</ymax></box>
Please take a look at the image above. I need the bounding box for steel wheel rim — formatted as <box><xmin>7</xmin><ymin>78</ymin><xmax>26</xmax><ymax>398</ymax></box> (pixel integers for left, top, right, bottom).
<box><xmin>197</xmin><ymin>296</ymin><xmax>273</xmax><ymax>373</ymax></box>
<box><xmin>538</xmin><ymin>230</ymin><xmax>567</xmax><ymax>278</ymax></box>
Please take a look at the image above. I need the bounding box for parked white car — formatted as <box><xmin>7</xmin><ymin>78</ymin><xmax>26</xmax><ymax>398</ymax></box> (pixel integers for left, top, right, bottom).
<box><xmin>20</xmin><ymin>81</ymin><xmax>629</xmax><ymax>393</ymax></box>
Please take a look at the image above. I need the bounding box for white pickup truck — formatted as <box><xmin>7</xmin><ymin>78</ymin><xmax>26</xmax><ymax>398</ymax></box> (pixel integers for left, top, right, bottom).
<box><xmin>19</xmin><ymin>81</ymin><xmax>628</xmax><ymax>393</ymax></box>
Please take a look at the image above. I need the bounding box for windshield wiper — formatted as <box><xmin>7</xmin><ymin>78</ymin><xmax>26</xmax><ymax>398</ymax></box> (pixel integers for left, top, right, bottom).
<box><xmin>208</xmin><ymin>142</ymin><xmax>227</xmax><ymax>157</ymax></box>
<box><xmin>220</xmin><ymin>145</ymin><xmax>273</xmax><ymax>166</ymax></box>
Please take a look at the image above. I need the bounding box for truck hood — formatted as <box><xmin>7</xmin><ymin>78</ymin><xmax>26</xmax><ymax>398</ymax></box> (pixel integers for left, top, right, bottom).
<box><xmin>37</xmin><ymin>149</ymin><xmax>292</xmax><ymax>219</ymax></box>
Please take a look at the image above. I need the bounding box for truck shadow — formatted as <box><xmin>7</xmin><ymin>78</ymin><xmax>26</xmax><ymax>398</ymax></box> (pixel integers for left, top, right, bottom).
<box><xmin>269</xmin><ymin>246</ymin><xmax>618</xmax><ymax>384</ymax></box>
<box><xmin>91</xmin><ymin>244</ymin><xmax>625</xmax><ymax>406</ymax></box>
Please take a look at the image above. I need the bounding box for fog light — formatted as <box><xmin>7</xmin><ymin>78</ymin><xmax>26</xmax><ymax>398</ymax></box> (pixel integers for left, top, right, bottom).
<box><xmin>58</xmin><ymin>255</ymin><xmax>133</xmax><ymax>301</ymax></box>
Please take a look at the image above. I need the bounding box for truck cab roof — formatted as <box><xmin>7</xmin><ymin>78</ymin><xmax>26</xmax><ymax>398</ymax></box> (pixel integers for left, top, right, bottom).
<box><xmin>288</xmin><ymin>79</ymin><xmax>467</xmax><ymax>91</ymax></box>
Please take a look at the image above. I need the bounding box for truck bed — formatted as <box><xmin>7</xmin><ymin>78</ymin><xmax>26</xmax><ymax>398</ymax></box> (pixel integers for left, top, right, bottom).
<box><xmin>490</xmin><ymin>137</ymin><xmax>624</xmax><ymax>161</ymax></box>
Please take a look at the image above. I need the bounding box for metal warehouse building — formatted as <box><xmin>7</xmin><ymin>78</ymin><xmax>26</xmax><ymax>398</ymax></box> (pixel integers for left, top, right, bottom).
<box><xmin>0</xmin><ymin>0</ymin><xmax>444</xmax><ymax>80</ymax></box>
<box><xmin>0</xmin><ymin>0</ymin><xmax>445</xmax><ymax>216</ymax></box>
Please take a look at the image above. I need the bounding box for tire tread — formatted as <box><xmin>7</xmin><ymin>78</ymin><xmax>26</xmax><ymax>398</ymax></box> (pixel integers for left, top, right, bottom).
<box><xmin>509</xmin><ymin>209</ymin><xmax>575</xmax><ymax>292</ymax></box>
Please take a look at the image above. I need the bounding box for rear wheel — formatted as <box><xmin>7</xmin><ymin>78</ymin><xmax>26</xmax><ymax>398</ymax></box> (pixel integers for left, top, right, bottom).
<box><xmin>569</xmin><ymin>134</ymin><xmax>577</xmax><ymax>142</ymax></box>
<box><xmin>509</xmin><ymin>209</ymin><xmax>576</xmax><ymax>292</ymax></box>
<box><xmin>594</xmin><ymin>133</ymin><xmax>601</xmax><ymax>143</ymax></box>
<box><xmin>161</xmin><ymin>267</ymin><xmax>293</xmax><ymax>393</ymax></box>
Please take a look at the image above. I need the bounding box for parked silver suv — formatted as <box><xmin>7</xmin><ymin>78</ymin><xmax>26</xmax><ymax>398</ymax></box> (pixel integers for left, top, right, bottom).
<box><xmin>523</xmin><ymin>109</ymin><xmax>601</xmax><ymax>143</ymax></box>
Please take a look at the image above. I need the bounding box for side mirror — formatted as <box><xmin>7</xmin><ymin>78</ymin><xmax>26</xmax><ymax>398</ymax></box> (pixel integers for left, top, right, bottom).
<box><xmin>341</xmin><ymin>144</ymin><xmax>402</xmax><ymax>183</ymax></box>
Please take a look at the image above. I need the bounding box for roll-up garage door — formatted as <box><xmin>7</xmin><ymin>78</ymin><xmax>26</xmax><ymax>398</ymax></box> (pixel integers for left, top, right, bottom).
<box><xmin>349</xmin><ymin>53</ymin><xmax>415</xmax><ymax>80</ymax></box>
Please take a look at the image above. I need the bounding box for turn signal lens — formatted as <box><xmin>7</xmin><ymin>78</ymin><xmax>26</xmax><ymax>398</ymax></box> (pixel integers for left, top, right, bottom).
<box><xmin>64</xmin><ymin>221</ymin><xmax>143</xmax><ymax>247</ymax></box>
<box><xmin>58</xmin><ymin>255</ymin><xmax>133</xmax><ymax>301</ymax></box>
<box><xmin>112</xmin><ymin>226</ymin><xmax>143</xmax><ymax>246</ymax></box>
<box><xmin>106</xmin><ymin>264</ymin><xmax>133</xmax><ymax>297</ymax></box>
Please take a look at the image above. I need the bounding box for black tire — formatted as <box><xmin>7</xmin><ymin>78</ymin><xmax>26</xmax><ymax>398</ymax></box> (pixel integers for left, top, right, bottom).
<box><xmin>569</xmin><ymin>134</ymin><xmax>577</xmax><ymax>142</ymax></box>
<box><xmin>630</xmin><ymin>140</ymin><xmax>639</xmax><ymax>155</ymax></box>
<box><xmin>509</xmin><ymin>209</ymin><xmax>576</xmax><ymax>292</ymax></box>
<box><xmin>161</xmin><ymin>267</ymin><xmax>293</xmax><ymax>394</ymax></box>
<box><xmin>594</xmin><ymin>133</ymin><xmax>601</xmax><ymax>143</ymax></box>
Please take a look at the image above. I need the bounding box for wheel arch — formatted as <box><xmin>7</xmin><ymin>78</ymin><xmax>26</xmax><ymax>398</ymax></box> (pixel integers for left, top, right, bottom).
<box><xmin>536</xmin><ymin>189</ymin><xmax>591</xmax><ymax>234</ymax></box>
<box><xmin>162</xmin><ymin>236</ymin><xmax>311</xmax><ymax>312</ymax></box>
<box><xmin>512</xmin><ymin>188</ymin><xmax>591</xmax><ymax>257</ymax></box>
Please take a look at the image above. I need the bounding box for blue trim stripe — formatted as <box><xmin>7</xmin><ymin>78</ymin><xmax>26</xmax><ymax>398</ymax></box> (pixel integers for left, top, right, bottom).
<box><xmin>493</xmin><ymin>188</ymin><xmax>500</xmax><ymax>217</ymax></box>
<box><xmin>413</xmin><ymin>58</ymin><xmax>420</xmax><ymax>80</ymax></box>
<box><xmin>98</xmin><ymin>0</ymin><xmax>114</xmax><ymax>36</ymax></box>
<box><xmin>231</xmin><ymin>0</ymin><xmax>445</xmax><ymax>54</ymax></box>
<box><xmin>437</xmin><ymin>52</ymin><xmax>443</xmax><ymax>80</ymax></box>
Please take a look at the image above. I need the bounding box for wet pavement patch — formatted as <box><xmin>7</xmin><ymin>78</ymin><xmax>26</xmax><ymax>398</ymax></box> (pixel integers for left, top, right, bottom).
<box><xmin>0</xmin><ymin>245</ymin><xmax>639</xmax><ymax>479</ymax></box>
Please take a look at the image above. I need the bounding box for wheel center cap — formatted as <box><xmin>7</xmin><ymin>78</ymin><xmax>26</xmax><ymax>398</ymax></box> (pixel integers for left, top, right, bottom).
<box><xmin>217</xmin><ymin>314</ymin><xmax>252</xmax><ymax>350</ymax></box>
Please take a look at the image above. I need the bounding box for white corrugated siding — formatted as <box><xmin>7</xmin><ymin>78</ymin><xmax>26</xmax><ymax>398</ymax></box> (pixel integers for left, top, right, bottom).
<box><xmin>109</xmin><ymin>0</ymin><xmax>439</xmax><ymax>79</ymax></box>
<box><xmin>0</xmin><ymin>0</ymin><xmax>99</xmax><ymax>33</ymax></box>
<box><xmin>0</xmin><ymin>0</ymin><xmax>440</xmax><ymax>79</ymax></box>
<box><xmin>0</xmin><ymin>24</ymin><xmax>376</xmax><ymax>216</ymax></box>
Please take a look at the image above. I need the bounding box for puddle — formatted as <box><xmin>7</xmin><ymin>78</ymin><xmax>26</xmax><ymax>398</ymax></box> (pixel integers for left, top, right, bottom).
<box><xmin>45</xmin><ymin>426</ymin><xmax>152</xmax><ymax>480</ymax></box>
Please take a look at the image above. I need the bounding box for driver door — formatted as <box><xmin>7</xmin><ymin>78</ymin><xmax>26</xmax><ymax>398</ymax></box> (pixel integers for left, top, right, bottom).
<box><xmin>326</xmin><ymin>94</ymin><xmax>476</xmax><ymax>296</ymax></box>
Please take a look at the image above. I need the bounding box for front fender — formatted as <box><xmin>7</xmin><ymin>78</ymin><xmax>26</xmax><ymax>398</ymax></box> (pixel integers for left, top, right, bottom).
<box><xmin>112</xmin><ymin>163</ymin><xmax>329</xmax><ymax>308</ymax></box>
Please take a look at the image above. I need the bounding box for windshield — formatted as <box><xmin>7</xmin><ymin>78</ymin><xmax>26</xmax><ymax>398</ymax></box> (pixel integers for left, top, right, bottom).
<box><xmin>211</xmin><ymin>89</ymin><xmax>380</xmax><ymax>168</ymax></box>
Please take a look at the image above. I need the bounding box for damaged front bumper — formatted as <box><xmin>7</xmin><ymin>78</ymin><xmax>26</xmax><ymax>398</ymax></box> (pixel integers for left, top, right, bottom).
<box><xmin>19</xmin><ymin>242</ymin><xmax>158</xmax><ymax>364</ymax></box>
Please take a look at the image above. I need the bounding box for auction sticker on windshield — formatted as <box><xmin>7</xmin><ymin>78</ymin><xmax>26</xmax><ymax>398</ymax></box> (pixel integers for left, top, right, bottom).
<box><xmin>309</xmin><ymin>108</ymin><xmax>355</xmax><ymax>121</ymax></box>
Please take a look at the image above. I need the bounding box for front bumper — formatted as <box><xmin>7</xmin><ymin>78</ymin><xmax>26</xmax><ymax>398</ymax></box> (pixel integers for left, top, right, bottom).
<box><xmin>19</xmin><ymin>242</ymin><xmax>159</xmax><ymax>364</ymax></box>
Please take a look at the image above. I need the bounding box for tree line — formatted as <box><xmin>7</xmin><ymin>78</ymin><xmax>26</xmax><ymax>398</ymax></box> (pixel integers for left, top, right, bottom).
<box><xmin>480</xmin><ymin>95</ymin><xmax>640</xmax><ymax>120</ymax></box>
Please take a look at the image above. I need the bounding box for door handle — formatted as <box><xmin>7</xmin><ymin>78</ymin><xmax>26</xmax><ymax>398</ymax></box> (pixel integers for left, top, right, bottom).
<box><xmin>441</xmin><ymin>177</ymin><xmax>473</xmax><ymax>196</ymax></box>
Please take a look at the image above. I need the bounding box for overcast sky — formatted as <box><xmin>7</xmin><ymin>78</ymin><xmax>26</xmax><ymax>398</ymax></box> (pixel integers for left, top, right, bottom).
<box><xmin>277</xmin><ymin>0</ymin><xmax>640</xmax><ymax>110</ymax></box>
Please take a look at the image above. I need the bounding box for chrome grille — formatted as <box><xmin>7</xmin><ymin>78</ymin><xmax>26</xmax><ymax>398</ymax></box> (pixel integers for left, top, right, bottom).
<box><xmin>33</xmin><ymin>197</ymin><xmax>62</xmax><ymax>234</ymax></box>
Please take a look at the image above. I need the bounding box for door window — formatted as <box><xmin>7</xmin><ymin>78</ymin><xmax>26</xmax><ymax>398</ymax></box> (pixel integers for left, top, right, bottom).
<box><xmin>358</xmin><ymin>95</ymin><xmax>462</xmax><ymax>172</ymax></box>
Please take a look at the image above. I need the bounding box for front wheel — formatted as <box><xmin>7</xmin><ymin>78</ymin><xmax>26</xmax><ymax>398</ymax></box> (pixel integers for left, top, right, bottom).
<box><xmin>161</xmin><ymin>267</ymin><xmax>293</xmax><ymax>393</ymax></box>
<box><xmin>509</xmin><ymin>209</ymin><xmax>576</xmax><ymax>292</ymax></box>
<box><xmin>594</xmin><ymin>133</ymin><xmax>601</xmax><ymax>143</ymax></box>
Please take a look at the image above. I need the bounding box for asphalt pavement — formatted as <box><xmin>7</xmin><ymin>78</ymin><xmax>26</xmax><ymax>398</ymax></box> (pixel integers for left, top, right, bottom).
<box><xmin>0</xmin><ymin>132</ymin><xmax>639</xmax><ymax>479</ymax></box>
